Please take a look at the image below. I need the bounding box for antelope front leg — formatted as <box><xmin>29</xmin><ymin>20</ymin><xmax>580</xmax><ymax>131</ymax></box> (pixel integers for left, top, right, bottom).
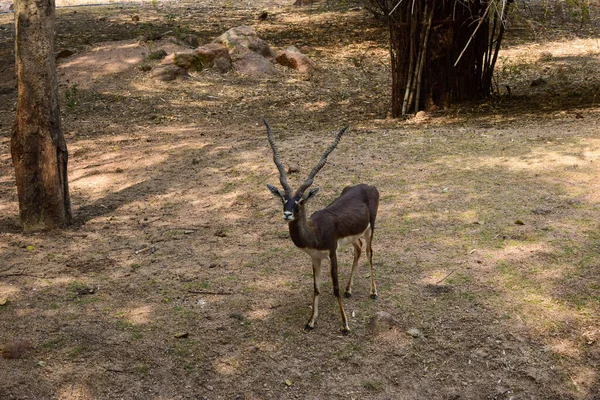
<box><xmin>330</xmin><ymin>251</ymin><xmax>350</xmax><ymax>334</ymax></box>
<box><xmin>305</xmin><ymin>257</ymin><xmax>322</xmax><ymax>330</ymax></box>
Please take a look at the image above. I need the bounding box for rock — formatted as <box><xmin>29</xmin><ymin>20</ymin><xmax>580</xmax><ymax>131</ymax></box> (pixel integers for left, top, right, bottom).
<box><xmin>214</xmin><ymin>26</ymin><xmax>275</xmax><ymax>58</ymax></box>
<box><xmin>195</xmin><ymin>43</ymin><xmax>231</xmax><ymax>69</ymax></box>
<box><xmin>406</xmin><ymin>327</ymin><xmax>423</xmax><ymax>338</ymax></box>
<box><xmin>367</xmin><ymin>311</ymin><xmax>397</xmax><ymax>335</ymax></box>
<box><xmin>294</xmin><ymin>0</ymin><xmax>322</xmax><ymax>5</ymax></box>
<box><xmin>530</xmin><ymin>78</ymin><xmax>547</xmax><ymax>87</ymax></box>
<box><xmin>214</xmin><ymin>229</ymin><xmax>227</xmax><ymax>238</ymax></box>
<box><xmin>275</xmin><ymin>49</ymin><xmax>317</xmax><ymax>73</ymax></box>
<box><xmin>161</xmin><ymin>51</ymin><xmax>202</xmax><ymax>71</ymax></box>
<box><xmin>56</xmin><ymin>49</ymin><xmax>75</xmax><ymax>59</ymax></box>
<box><xmin>287</xmin><ymin>163</ymin><xmax>300</xmax><ymax>174</ymax></box>
<box><xmin>414</xmin><ymin>110</ymin><xmax>427</xmax><ymax>120</ymax></box>
<box><xmin>213</xmin><ymin>56</ymin><xmax>232</xmax><ymax>73</ymax></box>
<box><xmin>299</xmin><ymin>45</ymin><xmax>315</xmax><ymax>54</ymax></box>
<box><xmin>229</xmin><ymin>45</ymin><xmax>278</xmax><ymax>77</ymax></box>
<box><xmin>138</xmin><ymin>64</ymin><xmax>152</xmax><ymax>72</ymax></box>
<box><xmin>148</xmin><ymin>49</ymin><xmax>168</xmax><ymax>60</ymax></box>
<box><xmin>131</xmin><ymin>15</ymin><xmax>140</xmax><ymax>22</ymax></box>
<box><xmin>151</xmin><ymin>65</ymin><xmax>190</xmax><ymax>82</ymax></box>
<box><xmin>182</xmin><ymin>34</ymin><xmax>200</xmax><ymax>48</ymax></box>
<box><xmin>75</xmin><ymin>286</ymin><xmax>95</xmax><ymax>295</ymax></box>
<box><xmin>2</xmin><ymin>340</ymin><xmax>31</xmax><ymax>359</ymax></box>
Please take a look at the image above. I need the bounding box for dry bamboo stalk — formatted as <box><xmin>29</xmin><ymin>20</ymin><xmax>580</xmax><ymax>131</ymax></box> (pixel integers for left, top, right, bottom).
<box><xmin>414</xmin><ymin>2</ymin><xmax>434</xmax><ymax>113</ymax></box>
<box><xmin>406</xmin><ymin>2</ymin><xmax>428</xmax><ymax>113</ymax></box>
<box><xmin>453</xmin><ymin>0</ymin><xmax>492</xmax><ymax>67</ymax></box>
<box><xmin>401</xmin><ymin>3</ymin><xmax>418</xmax><ymax>115</ymax></box>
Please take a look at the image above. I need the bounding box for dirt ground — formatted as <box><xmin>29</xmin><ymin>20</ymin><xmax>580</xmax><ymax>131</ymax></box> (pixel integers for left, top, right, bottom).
<box><xmin>1</xmin><ymin>0</ymin><xmax>600</xmax><ymax>399</ymax></box>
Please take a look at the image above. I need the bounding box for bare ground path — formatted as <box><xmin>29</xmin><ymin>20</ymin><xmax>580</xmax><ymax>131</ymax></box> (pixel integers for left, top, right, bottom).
<box><xmin>1</xmin><ymin>1</ymin><xmax>599</xmax><ymax>399</ymax></box>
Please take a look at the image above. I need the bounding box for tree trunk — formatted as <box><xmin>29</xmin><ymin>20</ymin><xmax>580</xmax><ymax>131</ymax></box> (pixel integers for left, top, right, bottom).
<box><xmin>11</xmin><ymin>0</ymin><xmax>71</xmax><ymax>231</ymax></box>
<box><xmin>369</xmin><ymin>0</ymin><xmax>510</xmax><ymax>117</ymax></box>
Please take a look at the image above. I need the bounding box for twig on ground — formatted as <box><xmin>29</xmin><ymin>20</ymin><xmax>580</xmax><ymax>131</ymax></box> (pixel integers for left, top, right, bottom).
<box><xmin>0</xmin><ymin>270</ymin><xmax>45</xmax><ymax>279</ymax></box>
<box><xmin>435</xmin><ymin>269</ymin><xmax>456</xmax><ymax>284</ymax></box>
<box><xmin>0</xmin><ymin>265</ymin><xmax>15</xmax><ymax>274</ymax></box>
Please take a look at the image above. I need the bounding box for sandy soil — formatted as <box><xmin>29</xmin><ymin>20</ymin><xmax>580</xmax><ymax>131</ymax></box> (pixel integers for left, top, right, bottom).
<box><xmin>1</xmin><ymin>1</ymin><xmax>600</xmax><ymax>399</ymax></box>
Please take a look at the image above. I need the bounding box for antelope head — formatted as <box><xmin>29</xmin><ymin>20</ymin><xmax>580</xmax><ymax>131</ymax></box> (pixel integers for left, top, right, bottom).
<box><xmin>264</xmin><ymin>120</ymin><xmax>348</xmax><ymax>221</ymax></box>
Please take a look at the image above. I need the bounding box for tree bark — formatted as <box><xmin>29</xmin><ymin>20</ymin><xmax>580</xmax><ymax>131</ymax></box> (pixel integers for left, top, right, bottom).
<box><xmin>11</xmin><ymin>0</ymin><xmax>71</xmax><ymax>231</ymax></box>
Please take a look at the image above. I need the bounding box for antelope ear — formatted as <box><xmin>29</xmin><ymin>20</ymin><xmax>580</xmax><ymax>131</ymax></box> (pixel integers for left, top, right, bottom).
<box><xmin>267</xmin><ymin>184</ymin><xmax>284</xmax><ymax>199</ymax></box>
<box><xmin>302</xmin><ymin>187</ymin><xmax>320</xmax><ymax>202</ymax></box>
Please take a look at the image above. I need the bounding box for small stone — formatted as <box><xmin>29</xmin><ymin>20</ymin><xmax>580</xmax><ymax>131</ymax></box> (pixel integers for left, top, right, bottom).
<box><xmin>215</xmin><ymin>229</ymin><xmax>227</xmax><ymax>238</ymax></box>
<box><xmin>0</xmin><ymin>297</ymin><xmax>8</xmax><ymax>306</ymax></box>
<box><xmin>414</xmin><ymin>110</ymin><xmax>427</xmax><ymax>120</ymax></box>
<box><xmin>174</xmin><ymin>332</ymin><xmax>189</xmax><ymax>339</ymax></box>
<box><xmin>367</xmin><ymin>311</ymin><xmax>397</xmax><ymax>335</ymax></box>
<box><xmin>514</xmin><ymin>219</ymin><xmax>525</xmax><ymax>225</ymax></box>
<box><xmin>406</xmin><ymin>327</ymin><xmax>423</xmax><ymax>338</ymax></box>
<box><xmin>76</xmin><ymin>286</ymin><xmax>95</xmax><ymax>295</ymax></box>
<box><xmin>37</xmin><ymin>360</ymin><xmax>47</xmax><ymax>367</ymax></box>
<box><xmin>287</xmin><ymin>164</ymin><xmax>300</xmax><ymax>174</ymax></box>
<box><xmin>132</xmin><ymin>15</ymin><xmax>140</xmax><ymax>22</ymax></box>
<box><xmin>138</xmin><ymin>64</ymin><xmax>152</xmax><ymax>72</ymax></box>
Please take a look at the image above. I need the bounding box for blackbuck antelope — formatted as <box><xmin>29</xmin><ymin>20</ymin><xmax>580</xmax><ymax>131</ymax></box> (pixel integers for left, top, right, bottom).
<box><xmin>265</xmin><ymin>120</ymin><xmax>379</xmax><ymax>333</ymax></box>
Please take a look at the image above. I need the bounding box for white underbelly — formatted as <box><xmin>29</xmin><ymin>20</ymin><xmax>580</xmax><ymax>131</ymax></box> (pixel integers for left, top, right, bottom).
<box><xmin>300</xmin><ymin>223</ymin><xmax>371</xmax><ymax>259</ymax></box>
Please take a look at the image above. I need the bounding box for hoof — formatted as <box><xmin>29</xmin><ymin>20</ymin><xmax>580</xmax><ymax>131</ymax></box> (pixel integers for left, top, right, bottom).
<box><xmin>340</xmin><ymin>327</ymin><xmax>350</xmax><ymax>335</ymax></box>
<box><xmin>370</xmin><ymin>293</ymin><xmax>378</xmax><ymax>300</ymax></box>
<box><xmin>304</xmin><ymin>323</ymin><xmax>315</xmax><ymax>331</ymax></box>
<box><xmin>344</xmin><ymin>292</ymin><xmax>352</xmax><ymax>298</ymax></box>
